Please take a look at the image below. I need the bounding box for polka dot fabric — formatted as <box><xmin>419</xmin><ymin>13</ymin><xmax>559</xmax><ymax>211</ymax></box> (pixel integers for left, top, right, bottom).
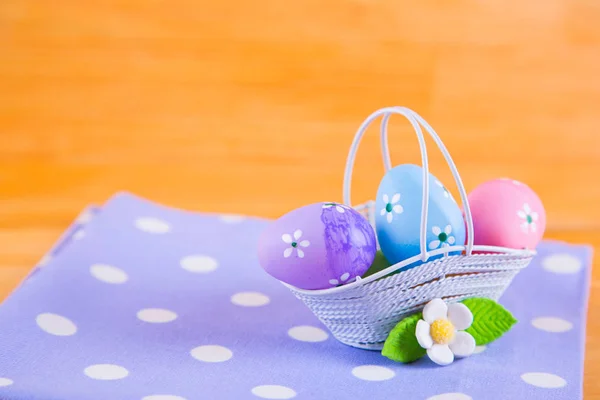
<box><xmin>0</xmin><ymin>193</ymin><xmax>592</xmax><ymax>400</ymax></box>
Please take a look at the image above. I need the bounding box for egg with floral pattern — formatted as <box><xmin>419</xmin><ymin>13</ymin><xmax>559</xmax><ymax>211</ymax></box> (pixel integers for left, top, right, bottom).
<box><xmin>375</xmin><ymin>164</ymin><xmax>466</xmax><ymax>269</ymax></box>
<box><xmin>467</xmin><ymin>178</ymin><xmax>545</xmax><ymax>249</ymax></box>
<box><xmin>257</xmin><ymin>202</ymin><xmax>377</xmax><ymax>290</ymax></box>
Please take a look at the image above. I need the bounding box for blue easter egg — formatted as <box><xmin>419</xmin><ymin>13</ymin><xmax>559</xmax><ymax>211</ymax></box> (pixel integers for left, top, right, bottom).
<box><xmin>375</xmin><ymin>164</ymin><xmax>466</xmax><ymax>270</ymax></box>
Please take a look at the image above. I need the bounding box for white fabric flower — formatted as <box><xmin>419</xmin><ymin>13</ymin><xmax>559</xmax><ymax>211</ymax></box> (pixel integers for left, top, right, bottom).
<box><xmin>322</xmin><ymin>202</ymin><xmax>348</xmax><ymax>213</ymax></box>
<box><xmin>415</xmin><ymin>298</ymin><xmax>476</xmax><ymax>366</ymax></box>
<box><xmin>429</xmin><ymin>225</ymin><xmax>456</xmax><ymax>250</ymax></box>
<box><xmin>329</xmin><ymin>272</ymin><xmax>351</xmax><ymax>286</ymax></box>
<box><xmin>282</xmin><ymin>230</ymin><xmax>310</xmax><ymax>258</ymax></box>
<box><xmin>517</xmin><ymin>203</ymin><xmax>538</xmax><ymax>234</ymax></box>
<box><xmin>380</xmin><ymin>193</ymin><xmax>404</xmax><ymax>223</ymax></box>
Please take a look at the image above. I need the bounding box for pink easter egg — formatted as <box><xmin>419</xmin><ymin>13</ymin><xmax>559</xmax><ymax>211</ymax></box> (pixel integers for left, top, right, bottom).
<box><xmin>467</xmin><ymin>178</ymin><xmax>546</xmax><ymax>250</ymax></box>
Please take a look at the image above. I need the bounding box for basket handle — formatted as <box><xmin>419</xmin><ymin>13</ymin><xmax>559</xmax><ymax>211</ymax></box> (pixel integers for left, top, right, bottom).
<box><xmin>342</xmin><ymin>106</ymin><xmax>475</xmax><ymax>259</ymax></box>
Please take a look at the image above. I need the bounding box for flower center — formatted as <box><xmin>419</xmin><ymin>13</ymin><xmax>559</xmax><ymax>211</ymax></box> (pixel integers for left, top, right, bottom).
<box><xmin>385</xmin><ymin>203</ymin><xmax>393</xmax><ymax>212</ymax></box>
<box><xmin>291</xmin><ymin>242</ymin><xmax>297</xmax><ymax>248</ymax></box>
<box><xmin>430</xmin><ymin>319</ymin><xmax>455</xmax><ymax>344</ymax></box>
<box><xmin>438</xmin><ymin>232</ymin><xmax>448</xmax><ymax>242</ymax></box>
<box><xmin>526</xmin><ymin>215</ymin><xmax>533</xmax><ymax>224</ymax></box>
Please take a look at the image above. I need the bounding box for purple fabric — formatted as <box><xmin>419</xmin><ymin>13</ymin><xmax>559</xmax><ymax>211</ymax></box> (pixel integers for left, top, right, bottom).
<box><xmin>0</xmin><ymin>192</ymin><xmax>592</xmax><ymax>400</ymax></box>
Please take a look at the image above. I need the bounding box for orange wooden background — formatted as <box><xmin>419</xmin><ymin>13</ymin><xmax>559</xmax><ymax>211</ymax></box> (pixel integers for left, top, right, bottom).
<box><xmin>1</xmin><ymin>0</ymin><xmax>599</xmax><ymax>396</ymax></box>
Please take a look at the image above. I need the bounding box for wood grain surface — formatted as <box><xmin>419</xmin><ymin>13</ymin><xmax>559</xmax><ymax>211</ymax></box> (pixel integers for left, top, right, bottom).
<box><xmin>1</xmin><ymin>0</ymin><xmax>599</xmax><ymax>396</ymax></box>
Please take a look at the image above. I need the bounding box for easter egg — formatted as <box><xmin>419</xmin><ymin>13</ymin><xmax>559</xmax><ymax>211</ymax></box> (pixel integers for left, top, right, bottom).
<box><xmin>375</xmin><ymin>164</ymin><xmax>466</xmax><ymax>268</ymax></box>
<box><xmin>257</xmin><ymin>202</ymin><xmax>377</xmax><ymax>290</ymax></box>
<box><xmin>467</xmin><ymin>178</ymin><xmax>545</xmax><ymax>249</ymax></box>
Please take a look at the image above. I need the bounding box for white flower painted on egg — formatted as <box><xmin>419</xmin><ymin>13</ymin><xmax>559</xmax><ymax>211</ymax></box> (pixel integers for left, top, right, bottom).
<box><xmin>436</xmin><ymin>180</ymin><xmax>456</xmax><ymax>203</ymax></box>
<box><xmin>435</xmin><ymin>180</ymin><xmax>450</xmax><ymax>198</ymax></box>
<box><xmin>322</xmin><ymin>202</ymin><xmax>348</xmax><ymax>214</ymax></box>
<box><xmin>380</xmin><ymin>193</ymin><xmax>404</xmax><ymax>223</ymax></box>
<box><xmin>329</xmin><ymin>272</ymin><xmax>351</xmax><ymax>286</ymax></box>
<box><xmin>429</xmin><ymin>225</ymin><xmax>456</xmax><ymax>250</ymax></box>
<box><xmin>282</xmin><ymin>230</ymin><xmax>310</xmax><ymax>258</ymax></box>
<box><xmin>517</xmin><ymin>203</ymin><xmax>539</xmax><ymax>234</ymax></box>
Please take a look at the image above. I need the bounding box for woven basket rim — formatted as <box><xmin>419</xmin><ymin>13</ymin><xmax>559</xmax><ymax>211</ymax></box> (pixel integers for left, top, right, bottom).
<box><xmin>282</xmin><ymin>245</ymin><xmax>536</xmax><ymax>296</ymax></box>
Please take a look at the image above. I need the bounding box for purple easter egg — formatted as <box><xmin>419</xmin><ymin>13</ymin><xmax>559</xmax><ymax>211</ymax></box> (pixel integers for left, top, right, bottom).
<box><xmin>257</xmin><ymin>202</ymin><xmax>377</xmax><ymax>290</ymax></box>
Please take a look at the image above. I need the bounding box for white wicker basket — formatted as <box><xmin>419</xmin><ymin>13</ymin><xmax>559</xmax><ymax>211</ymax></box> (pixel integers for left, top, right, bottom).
<box><xmin>284</xmin><ymin>107</ymin><xmax>535</xmax><ymax>350</ymax></box>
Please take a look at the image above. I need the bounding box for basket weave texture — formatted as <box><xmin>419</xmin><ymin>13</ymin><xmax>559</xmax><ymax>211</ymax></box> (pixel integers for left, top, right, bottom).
<box><xmin>285</xmin><ymin>107</ymin><xmax>535</xmax><ymax>350</ymax></box>
<box><xmin>288</xmin><ymin>203</ymin><xmax>533</xmax><ymax>350</ymax></box>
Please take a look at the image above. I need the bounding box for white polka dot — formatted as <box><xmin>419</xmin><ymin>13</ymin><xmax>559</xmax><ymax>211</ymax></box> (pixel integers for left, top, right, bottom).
<box><xmin>37</xmin><ymin>254</ymin><xmax>51</xmax><ymax>267</ymax></box>
<box><xmin>90</xmin><ymin>264</ymin><xmax>128</xmax><ymax>284</ymax></box>
<box><xmin>288</xmin><ymin>326</ymin><xmax>329</xmax><ymax>342</ymax></box>
<box><xmin>36</xmin><ymin>313</ymin><xmax>78</xmax><ymax>336</ymax></box>
<box><xmin>135</xmin><ymin>217</ymin><xmax>171</xmax><ymax>234</ymax></box>
<box><xmin>521</xmin><ymin>372</ymin><xmax>567</xmax><ymax>388</ymax></box>
<box><xmin>542</xmin><ymin>254</ymin><xmax>582</xmax><ymax>274</ymax></box>
<box><xmin>180</xmin><ymin>255</ymin><xmax>219</xmax><ymax>273</ymax></box>
<box><xmin>190</xmin><ymin>345</ymin><xmax>233</xmax><ymax>362</ymax></box>
<box><xmin>73</xmin><ymin>229</ymin><xmax>86</xmax><ymax>240</ymax></box>
<box><xmin>0</xmin><ymin>378</ymin><xmax>13</xmax><ymax>387</ymax></box>
<box><xmin>84</xmin><ymin>364</ymin><xmax>129</xmax><ymax>380</ymax></box>
<box><xmin>532</xmin><ymin>317</ymin><xmax>573</xmax><ymax>333</ymax></box>
<box><xmin>137</xmin><ymin>308</ymin><xmax>178</xmax><ymax>323</ymax></box>
<box><xmin>142</xmin><ymin>396</ymin><xmax>187</xmax><ymax>400</ymax></box>
<box><xmin>231</xmin><ymin>292</ymin><xmax>270</xmax><ymax>307</ymax></box>
<box><xmin>427</xmin><ymin>393</ymin><xmax>472</xmax><ymax>400</ymax></box>
<box><xmin>220</xmin><ymin>214</ymin><xmax>246</xmax><ymax>223</ymax></box>
<box><xmin>473</xmin><ymin>345</ymin><xmax>487</xmax><ymax>354</ymax></box>
<box><xmin>351</xmin><ymin>365</ymin><xmax>395</xmax><ymax>381</ymax></box>
<box><xmin>251</xmin><ymin>385</ymin><xmax>297</xmax><ymax>399</ymax></box>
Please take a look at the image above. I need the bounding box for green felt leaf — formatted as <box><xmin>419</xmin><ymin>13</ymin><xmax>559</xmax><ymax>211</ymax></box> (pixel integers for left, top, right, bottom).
<box><xmin>463</xmin><ymin>298</ymin><xmax>517</xmax><ymax>346</ymax></box>
<box><xmin>381</xmin><ymin>313</ymin><xmax>426</xmax><ymax>363</ymax></box>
